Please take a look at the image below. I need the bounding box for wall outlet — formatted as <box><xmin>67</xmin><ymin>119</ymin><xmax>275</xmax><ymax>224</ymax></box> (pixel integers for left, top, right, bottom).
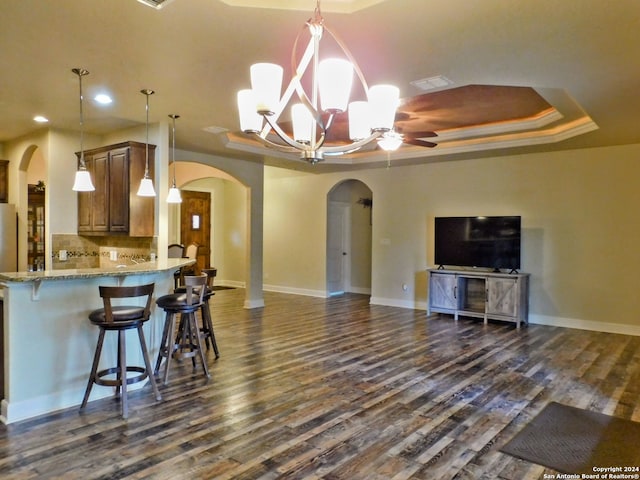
<box><xmin>59</xmin><ymin>250</ymin><xmax>67</xmax><ymax>261</ymax></box>
<box><xmin>109</xmin><ymin>250</ymin><xmax>118</xmax><ymax>261</ymax></box>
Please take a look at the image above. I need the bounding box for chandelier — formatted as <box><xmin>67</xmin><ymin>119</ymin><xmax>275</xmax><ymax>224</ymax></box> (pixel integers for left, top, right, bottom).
<box><xmin>237</xmin><ymin>1</ymin><xmax>400</xmax><ymax>164</ymax></box>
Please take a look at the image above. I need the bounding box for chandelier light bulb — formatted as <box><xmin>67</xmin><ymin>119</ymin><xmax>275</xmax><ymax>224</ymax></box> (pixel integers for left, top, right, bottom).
<box><xmin>348</xmin><ymin>101</ymin><xmax>371</xmax><ymax>141</ymax></box>
<box><xmin>318</xmin><ymin>58</ymin><xmax>353</xmax><ymax>113</ymax></box>
<box><xmin>292</xmin><ymin>103</ymin><xmax>314</xmax><ymax>143</ymax></box>
<box><xmin>237</xmin><ymin>89</ymin><xmax>263</xmax><ymax>133</ymax></box>
<box><xmin>250</xmin><ymin>63</ymin><xmax>283</xmax><ymax>115</ymax></box>
<box><xmin>368</xmin><ymin>85</ymin><xmax>400</xmax><ymax>132</ymax></box>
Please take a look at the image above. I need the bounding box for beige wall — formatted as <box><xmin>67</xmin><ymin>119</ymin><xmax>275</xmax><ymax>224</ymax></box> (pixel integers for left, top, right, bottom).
<box><xmin>5</xmin><ymin>124</ymin><xmax>640</xmax><ymax>333</ymax></box>
<box><xmin>261</xmin><ymin>143</ymin><xmax>640</xmax><ymax>334</ymax></box>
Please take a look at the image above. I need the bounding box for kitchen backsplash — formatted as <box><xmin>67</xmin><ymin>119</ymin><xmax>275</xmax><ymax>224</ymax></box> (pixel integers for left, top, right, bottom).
<box><xmin>52</xmin><ymin>234</ymin><xmax>157</xmax><ymax>270</ymax></box>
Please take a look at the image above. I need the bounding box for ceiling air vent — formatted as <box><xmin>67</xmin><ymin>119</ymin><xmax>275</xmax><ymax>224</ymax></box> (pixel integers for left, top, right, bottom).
<box><xmin>410</xmin><ymin>75</ymin><xmax>453</xmax><ymax>91</ymax></box>
<box><xmin>136</xmin><ymin>0</ymin><xmax>175</xmax><ymax>9</ymax></box>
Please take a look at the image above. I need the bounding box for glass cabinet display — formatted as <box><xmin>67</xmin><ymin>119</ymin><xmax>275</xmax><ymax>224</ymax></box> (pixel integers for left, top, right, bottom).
<box><xmin>27</xmin><ymin>183</ymin><xmax>45</xmax><ymax>270</ymax></box>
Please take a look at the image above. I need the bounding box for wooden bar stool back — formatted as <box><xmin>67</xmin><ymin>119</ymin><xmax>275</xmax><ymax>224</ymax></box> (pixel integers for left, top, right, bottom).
<box><xmin>155</xmin><ymin>274</ymin><xmax>210</xmax><ymax>384</ymax></box>
<box><xmin>168</xmin><ymin>243</ymin><xmax>185</xmax><ymax>289</ymax></box>
<box><xmin>174</xmin><ymin>267</ymin><xmax>220</xmax><ymax>358</ymax></box>
<box><xmin>80</xmin><ymin>283</ymin><xmax>161</xmax><ymax>419</ymax></box>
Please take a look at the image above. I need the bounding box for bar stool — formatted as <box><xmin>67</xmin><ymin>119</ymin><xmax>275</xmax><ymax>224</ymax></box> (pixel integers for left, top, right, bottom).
<box><xmin>80</xmin><ymin>283</ymin><xmax>161</xmax><ymax>419</ymax></box>
<box><xmin>174</xmin><ymin>267</ymin><xmax>219</xmax><ymax>358</ymax></box>
<box><xmin>154</xmin><ymin>274</ymin><xmax>210</xmax><ymax>384</ymax></box>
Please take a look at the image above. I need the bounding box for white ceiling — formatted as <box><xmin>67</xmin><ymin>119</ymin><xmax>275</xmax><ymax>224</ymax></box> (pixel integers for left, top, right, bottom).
<box><xmin>1</xmin><ymin>0</ymin><xmax>639</xmax><ymax>172</ymax></box>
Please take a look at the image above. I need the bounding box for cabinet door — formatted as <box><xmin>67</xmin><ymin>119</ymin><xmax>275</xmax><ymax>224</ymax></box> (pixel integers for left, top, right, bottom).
<box><xmin>429</xmin><ymin>273</ymin><xmax>458</xmax><ymax>310</ymax></box>
<box><xmin>108</xmin><ymin>147</ymin><xmax>130</xmax><ymax>232</ymax></box>
<box><xmin>77</xmin><ymin>152</ymin><xmax>109</xmax><ymax>233</ymax></box>
<box><xmin>91</xmin><ymin>152</ymin><xmax>110</xmax><ymax>232</ymax></box>
<box><xmin>128</xmin><ymin>144</ymin><xmax>155</xmax><ymax>237</ymax></box>
<box><xmin>486</xmin><ymin>277</ymin><xmax>518</xmax><ymax>317</ymax></box>
<box><xmin>0</xmin><ymin>160</ymin><xmax>8</xmax><ymax>203</ymax></box>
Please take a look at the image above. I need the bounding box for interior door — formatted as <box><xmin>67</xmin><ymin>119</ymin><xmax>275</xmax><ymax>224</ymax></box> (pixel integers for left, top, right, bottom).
<box><xmin>327</xmin><ymin>201</ymin><xmax>350</xmax><ymax>295</ymax></box>
<box><xmin>180</xmin><ymin>190</ymin><xmax>211</xmax><ymax>273</ymax></box>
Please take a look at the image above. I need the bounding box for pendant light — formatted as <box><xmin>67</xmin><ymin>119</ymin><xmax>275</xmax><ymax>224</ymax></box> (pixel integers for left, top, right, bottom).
<box><xmin>71</xmin><ymin>68</ymin><xmax>95</xmax><ymax>192</ymax></box>
<box><xmin>137</xmin><ymin>89</ymin><xmax>156</xmax><ymax>197</ymax></box>
<box><xmin>166</xmin><ymin>114</ymin><xmax>182</xmax><ymax>203</ymax></box>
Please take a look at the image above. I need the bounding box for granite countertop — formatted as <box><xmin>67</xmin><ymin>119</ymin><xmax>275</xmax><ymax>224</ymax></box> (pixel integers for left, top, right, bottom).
<box><xmin>0</xmin><ymin>258</ymin><xmax>194</xmax><ymax>283</ymax></box>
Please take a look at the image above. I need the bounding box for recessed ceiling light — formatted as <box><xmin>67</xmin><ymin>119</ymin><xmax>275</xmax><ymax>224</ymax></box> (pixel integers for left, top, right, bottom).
<box><xmin>203</xmin><ymin>126</ymin><xmax>228</xmax><ymax>134</ymax></box>
<box><xmin>410</xmin><ymin>75</ymin><xmax>453</xmax><ymax>91</ymax></box>
<box><xmin>94</xmin><ymin>94</ymin><xmax>113</xmax><ymax>105</ymax></box>
<box><xmin>33</xmin><ymin>115</ymin><xmax>48</xmax><ymax>123</ymax></box>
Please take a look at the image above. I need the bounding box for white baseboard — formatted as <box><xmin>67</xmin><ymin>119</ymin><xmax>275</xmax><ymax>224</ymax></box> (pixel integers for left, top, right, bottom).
<box><xmin>370</xmin><ymin>299</ymin><xmax>640</xmax><ymax>336</ymax></box>
<box><xmin>263</xmin><ymin>283</ymin><xmax>327</xmax><ymax>298</ymax></box>
<box><xmin>528</xmin><ymin>314</ymin><xmax>640</xmax><ymax>336</ymax></box>
<box><xmin>1</xmin><ymin>382</ymin><xmax>146</xmax><ymax>425</ymax></box>
<box><xmin>369</xmin><ymin>296</ymin><xmax>428</xmax><ymax>310</ymax></box>
<box><xmin>349</xmin><ymin>286</ymin><xmax>372</xmax><ymax>295</ymax></box>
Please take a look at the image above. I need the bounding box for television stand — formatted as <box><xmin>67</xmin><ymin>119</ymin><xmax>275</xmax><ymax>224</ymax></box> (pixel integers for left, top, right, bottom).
<box><xmin>426</xmin><ymin>268</ymin><xmax>529</xmax><ymax>328</ymax></box>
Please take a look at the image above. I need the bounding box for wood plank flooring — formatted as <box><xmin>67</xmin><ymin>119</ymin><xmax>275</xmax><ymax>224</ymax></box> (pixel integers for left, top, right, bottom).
<box><xmin>1</xmin><ymin>289</ymin><xmax>640</xmax><ymax>479</ymax></box>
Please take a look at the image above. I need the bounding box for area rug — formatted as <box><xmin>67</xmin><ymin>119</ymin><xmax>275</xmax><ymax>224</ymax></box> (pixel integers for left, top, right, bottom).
<box><xmin>500</xmin><ymin>401</ymin><xmax>640</xmax><ymax>474</ymax></box>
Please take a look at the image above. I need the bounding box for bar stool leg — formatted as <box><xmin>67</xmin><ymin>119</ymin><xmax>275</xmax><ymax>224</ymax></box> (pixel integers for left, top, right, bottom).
<box><xmin>119</xmin><ymin>329</ymin><xmax>128</xmax><ymax>419</ymax></box>
<box><xmin>137</xmin><ymin>324</ymin><xmax>161</xmax><ymax>401</ymax></box>
<box><xmin>201</xmin><ymin>300</ymin><xmax>220</xmax><ymax>358</ymax></box>
<box><xmin>184</xmin><ymin>314</ymin><xmax>197</xmax><ymax>370</ymax></box>
<box><xmin>80</xmin><ymin>328</ymin><xmax>105</xmax><ymax>411</ymax></box>
<box><xmin>155</xmin><ymin>311</ymin><xmax>172</xmax><ymax>375</ymax></box>
<box><xmin>163</xmin><ymin>312</ymin><xmax>178</xmax><ymax>385</ymax></box>
<box><xmin>188</xmin><ymin>312</ymin><xmax>210</xmax><ymax>378</ymax></box>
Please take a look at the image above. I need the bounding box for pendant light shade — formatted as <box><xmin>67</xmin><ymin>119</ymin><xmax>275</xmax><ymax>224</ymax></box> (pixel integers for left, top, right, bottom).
<box><xmin>167</xmin><ymin>114</ymin><xmax>182</xmax><ymax>204</ymax></box>
<box><xmin>250</xmin><ymin>63</ymin><xmax>283</xmax><ymax>115</ymax></box>
<box><xmin>318</xmin><ymin>58</ymin><xmax>353</xmax><ymax>113</ymax></box>
<box><xmin>237</xmin><ymin>89</ymin><xmax>263</xmax><ymax>133</ymax></box>
<box><xmin>367</xmin><ymin>85</ymin><xmax>400</xmax><ymax>132</ymax></box>
<box><xmin>72</xmin><ymin>170</ymin><xmax>95</xmax><ymax>191</ymax></box>
<box><xmin>71</xmin><ymin>68</ymin><xmax>95</xmax><ymax>192</ymax></box>
<box><xmin>137</xmin><ymin>177</ymin><xmax>156</xmax><ymax>197</ymax></box>
<box><xmin>291</xmin><ymin>103</ymin><xmax>314</xmax><ymax>144</ymax></box>
<box><xmin>137</xmin><ymin>89</ymin><xmax>156</xmax><ymax>197</ymax></box>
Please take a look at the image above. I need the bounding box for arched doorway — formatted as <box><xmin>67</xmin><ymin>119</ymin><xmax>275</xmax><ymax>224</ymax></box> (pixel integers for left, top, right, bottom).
<box><xmin>18</xmin><ymin>145</ymin><xmax>46</xmax><ymax>271</ymax></box>
<box><xmin>169</xmin><ymin>166</ymin><xmax>248</xmax><ymax>291</ymax></box>
<box><xmin>326</xmin><ymin>179</ymin><xmax>373</xmax><ymax>296</ymax></box>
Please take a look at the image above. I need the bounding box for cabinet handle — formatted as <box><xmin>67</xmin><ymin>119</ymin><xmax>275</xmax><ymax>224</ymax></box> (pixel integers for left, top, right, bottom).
<box><xmin>453</xmin><ymin>286</ymin><xmax>457</xmax><ymax>299</ymax></box>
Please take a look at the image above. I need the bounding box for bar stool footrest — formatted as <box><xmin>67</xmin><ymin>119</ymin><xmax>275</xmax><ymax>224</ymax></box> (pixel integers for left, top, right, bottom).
<box><xmin>95</xmin><ymin>366</ymin><xmax>148</xmax><ymax>387</ymax></box>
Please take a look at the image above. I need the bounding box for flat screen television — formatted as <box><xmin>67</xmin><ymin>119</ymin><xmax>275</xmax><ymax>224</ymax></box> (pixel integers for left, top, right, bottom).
<box><xmin>434</xmin><ymin>216</ymin><xmax>521</xmax><ymax>271</ymax></box>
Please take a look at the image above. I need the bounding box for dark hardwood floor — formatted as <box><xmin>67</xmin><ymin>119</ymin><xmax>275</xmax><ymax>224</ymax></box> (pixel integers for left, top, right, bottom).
<box><xmin>1</xmin><ymin>289</ymin><xmax>639</xmax><ymax>479</ymax></box>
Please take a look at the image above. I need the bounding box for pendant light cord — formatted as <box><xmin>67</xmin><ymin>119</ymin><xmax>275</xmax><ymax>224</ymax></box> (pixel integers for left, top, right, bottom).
<box><xmin>72</xmin><ymin>68</ymin><xmax>89</xmax><ymax>169</ymax></box>
<box><xmin>169</xmin><ymin>114</ymin><xmax>180</xmax><ymax>187</ymax></box>
<box><xmin>141</xmin><ymin>89</ymin><xmax>154</xmax><ymax>178</ymax></box>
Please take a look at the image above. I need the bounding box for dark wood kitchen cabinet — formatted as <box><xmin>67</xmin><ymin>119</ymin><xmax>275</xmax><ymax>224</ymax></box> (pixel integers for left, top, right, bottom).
<box><xmin>0</xmin><ymin>160</ymin><xmax>8</xmax><ymax>203</ymax></box>
<box><xmin>77</xmin><ymin>141</ymin><xmax>155</xmax><ymax>237</ymax></box>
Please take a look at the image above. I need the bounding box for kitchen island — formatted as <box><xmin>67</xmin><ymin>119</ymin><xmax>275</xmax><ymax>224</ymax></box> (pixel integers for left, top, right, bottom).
<box><xmin>0</xmin><ymin>258</ymin><xmax>193</xmax><ymax>424</ymax></box>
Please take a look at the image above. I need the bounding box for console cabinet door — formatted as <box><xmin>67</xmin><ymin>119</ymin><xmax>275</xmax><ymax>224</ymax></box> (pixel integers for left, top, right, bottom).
<box><xmin>486</xmin><ymin>277</ymin><xmax>518</xmax><ymax>317</ymax></box>
<box><xmin>429</xmin><ymin>273</ymin><xmax>458</xmax><ymax>310</ymax></box>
